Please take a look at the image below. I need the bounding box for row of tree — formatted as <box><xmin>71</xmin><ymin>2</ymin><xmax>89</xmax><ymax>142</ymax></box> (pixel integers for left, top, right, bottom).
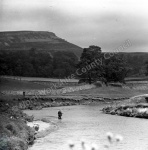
<box><xmin>77</xmin><ymin>46</ymin><xmax>148</xmax><ymax>84</ymax></box>
<box><xmin>0</xmin><ymin>48</ymin><xmax>78</xmax><ymax>78</ymax></box>
<box><xmin>0</xmin><ymin>46</ymin><xmax>148</xmax><ymax>84</ymax></box>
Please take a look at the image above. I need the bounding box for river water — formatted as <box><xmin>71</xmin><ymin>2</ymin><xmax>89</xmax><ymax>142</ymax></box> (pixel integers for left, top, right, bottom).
<box><xmin>25</xmin><ymin>104</ymin><xmax>148</xmax><ymax>150</ymax></box>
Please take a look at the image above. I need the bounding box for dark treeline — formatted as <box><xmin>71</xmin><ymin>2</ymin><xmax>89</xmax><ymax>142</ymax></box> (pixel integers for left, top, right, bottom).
<box><xmin>77</xmin><ymin>46</ymin><xmax>148</xmax><ymax>84</ymax></box>
<box><xmin>120</xmin><ymin>52</ymin><xmax>148</xmax><ymax>77</ymax></box>
<box><xmin>0</xmin><ymin>48</ymin><xmax>78</xmax><ymax>78</ymax></box>
<box><xmin>77</xmin><ymin>46</ymin><xmax>128</xmax><ymax>84</ymax></box>
<box><xmin>0</xmin><ymin>47</ymin><xmax>148</xmax><ymax>83</ymax></box>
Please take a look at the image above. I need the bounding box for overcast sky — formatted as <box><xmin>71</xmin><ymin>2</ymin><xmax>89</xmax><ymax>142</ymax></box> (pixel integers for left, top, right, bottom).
<box><xmin>0</xmin><ymin>0</ymin><xmax>148</xmax><ymax>52</ymax></box>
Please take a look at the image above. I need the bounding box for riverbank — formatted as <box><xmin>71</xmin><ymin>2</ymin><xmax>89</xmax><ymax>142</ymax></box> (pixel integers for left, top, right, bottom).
<box><xmin>102</xmin><ymin>95</ymin><xmax>148</xmax><ymax>119</ymax></box>
<box><xmin>15</xmin><ymin>96</ymin><xmax>129</xmax><ymax>110</ymax></box>
<box><xmin>0</xmin><ymin>91</ymin><xmax>147</xmax><ymax>150</ymax></box>
<box><xmin>0</xmin><ymin>94</ymin><xmax>128</xmax><ymax>150</ymax></box>
<box><xmin>27</xmin><ymin>118</ymin><xmax>57</xmax><ymax>139</ymax></box>
<box><xmin>0</xmin><ymin>100</ymin><xmax>35</xmax><ymax>150</ymax></box>
<box><xmin>0</xmin><ymin>99</ymin><xmax>57</xmax><ymax>150</ymax></box>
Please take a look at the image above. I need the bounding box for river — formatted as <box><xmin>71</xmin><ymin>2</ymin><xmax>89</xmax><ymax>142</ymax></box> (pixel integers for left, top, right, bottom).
<box><xmin>25</xmin><ymin>104</ymin><xmax>148</xmax><ymax>150</ymax></box>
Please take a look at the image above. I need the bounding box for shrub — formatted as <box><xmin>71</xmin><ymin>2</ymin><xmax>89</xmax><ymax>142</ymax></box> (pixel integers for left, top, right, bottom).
<box><xmin>7</xmin><ymin>136</ymin><xmax>27</xmax><ymax>150</ymax></box>
<box><xmin>94</xmin><ymin>81</ymin><xmax>102</xmax><ymax>87</ymax></box>
<box><xmin>145</xmin><ymin>97</ymin><xmax>148</xmax><ymax>103</ymax></box>
<box><xmin>5</xmin><ymin>122</ymin><xmax>19</xmax><ymax>136</ymax></box>
<box><xmin>0</xmin><ymin>136</ymin><xmax>9</xmax><ymax>150</ymax></box>
<box><xmin>24</xmin><ymin>115</ymin><xmax>34</xmax><ymax>122</ymax></box>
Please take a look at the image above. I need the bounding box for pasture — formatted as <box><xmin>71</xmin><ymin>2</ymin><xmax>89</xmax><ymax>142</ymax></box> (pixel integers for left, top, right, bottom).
<box><xmin>1</xmin><ymin>76</ymin><xmax>148</xmax><ymax>100</ymax></box>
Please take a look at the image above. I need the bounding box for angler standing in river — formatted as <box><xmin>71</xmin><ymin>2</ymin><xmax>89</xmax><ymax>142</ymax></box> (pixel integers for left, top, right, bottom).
<box><xmin>58</xmin><ymin>110</ymin><xmax>63</xmax><ymax>119</ymax></box>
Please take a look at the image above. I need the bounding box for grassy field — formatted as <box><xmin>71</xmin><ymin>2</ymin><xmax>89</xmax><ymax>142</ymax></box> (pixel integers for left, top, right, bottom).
<box><xmin>1</xmin><ymin>76</ymin><xmax>148</xmax><ymax>100</ymax></box>
<box><xmin>0</xmin><ymin>78</ymin><xmax>52</xmax><ymax>91</ymax></box>
<box><xmin>64</xmin><ymin>86</ymin><xmax>148</xmax><ymax>98</ymax></box>
<box><xmin>1</xmin><ymin>76</ymin><xmax>78</xmax><ymax>82</ymax></box>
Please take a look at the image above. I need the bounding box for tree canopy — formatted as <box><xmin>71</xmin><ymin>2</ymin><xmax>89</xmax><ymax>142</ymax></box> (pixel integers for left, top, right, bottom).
<box><xmin>77</xmin><ymin>45</ymin><xmax>102</xmax><ymax>84</ymax></box>
<box><xmin>0</xmin><ymin>46</ymin><xmax>147</xmax><ymax>80</ymax></box>
<box><xmin>77</xmin><ymin>45</ymin><xmax>128</xmax><ymax>84</ymax></box>
<box><xmin>0</xmin><ymin>49</ymin><xmax>78</xmax><ymax>78</ymax></box>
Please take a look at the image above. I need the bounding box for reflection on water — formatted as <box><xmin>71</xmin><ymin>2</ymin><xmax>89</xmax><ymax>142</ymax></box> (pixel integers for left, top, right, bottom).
<box><xmin>26</xmin><ymin>104</ymin><xmax>148</xmax><ymax>150</ymax></box>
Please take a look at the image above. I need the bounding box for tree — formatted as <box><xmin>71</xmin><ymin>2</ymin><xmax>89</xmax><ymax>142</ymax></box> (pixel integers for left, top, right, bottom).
<box><xmin>53</xmin><ymin>69</ymin><xmax>66</xmax><ymax>78</ymax></box>
<box><xmin>102</xmin><ymin>55</ymin><xmax>128</xmax><ymax>83</ymax></box>
<box><xmin>77</xmin><ymin>46</ymin><xmax>128</xmax><ymax>84</ymax></box>
<box><xmin>52</xmin><ymin>51</ymin><xmax>78</xmax><ymax>77</ymax></box>
<box><xmin>77</xmin><ymin>45</ymin><xmax>102</xmax><ymax>84</ymax></box>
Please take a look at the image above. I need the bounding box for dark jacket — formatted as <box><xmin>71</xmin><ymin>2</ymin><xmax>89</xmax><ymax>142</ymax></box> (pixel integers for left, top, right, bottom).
<box><xmin>58</xmin><ymin>111</ymin><xmax>62</xmax><ymax>116</ymax></box>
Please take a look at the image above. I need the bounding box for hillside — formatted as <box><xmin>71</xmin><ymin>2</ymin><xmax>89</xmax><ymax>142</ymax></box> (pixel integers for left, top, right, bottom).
<box><xmin>0</xmin><ymin>31</ymin><xmax>82</xmax><ymax>57</ymax></box>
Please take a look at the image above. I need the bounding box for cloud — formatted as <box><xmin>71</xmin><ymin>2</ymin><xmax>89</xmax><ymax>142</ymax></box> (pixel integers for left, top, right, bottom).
<box><xmin>0</xmin><ymin>0</ymin><xmax>148</xmax><ymax>52</ymax></box>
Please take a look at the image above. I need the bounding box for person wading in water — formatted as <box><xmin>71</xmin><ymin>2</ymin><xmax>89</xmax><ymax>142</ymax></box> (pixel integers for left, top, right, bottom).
<box><xmin>58</xmin><ymin>110</ymin><xmax>63</xmax><ymax>119</ymax></box>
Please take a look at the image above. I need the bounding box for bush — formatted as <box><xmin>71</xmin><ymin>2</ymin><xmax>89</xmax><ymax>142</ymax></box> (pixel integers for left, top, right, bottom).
<box><xmin>0</xmin><ymin>136</ymin><xmax>9</xmax><ymax>150</ymax></box>
<box><xmin>94</xmin><ymin>81</ymin><xmax>102</xmax><ymax>87</ymax></box>
<box><xmin>145</xmin><ymin>97</ymin><xmax>148</xmax><ymax>103</ymax></box>
<box><xmin>7</xmin><ymin>136</ymin><xmax>27</xmax><ymax>150</ymax></box>
<box><xmin>5</xmin><ymin>123</ymin><xmax>19</xmax><ymax>136</ymax></box>
<box><xmin>24</xmin><ymin>115</ymin><xmax>34</xmax><ymax>122</ymax></box>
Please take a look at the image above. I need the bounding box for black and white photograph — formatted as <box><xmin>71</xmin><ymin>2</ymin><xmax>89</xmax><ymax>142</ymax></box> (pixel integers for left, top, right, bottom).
<box><xmin>0</xmin><ymin>0</ymin><xmax>148</xmax><ymax>149</ymax></box>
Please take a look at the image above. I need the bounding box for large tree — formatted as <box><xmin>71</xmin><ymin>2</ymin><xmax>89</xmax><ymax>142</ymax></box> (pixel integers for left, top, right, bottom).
<box><xmin>77</xmin><ymin>45</ymin><xmax>102</xmax><ymax>84</ymax></box>
<box><xmin>77</xmin><ymin>46</ymin><xmax>128</xmax><ymax>84</ymax></box>
<box><xmin>102</xmin><ymin>54</ymin><xmax>128</xmax><ymax>83</ymax></box>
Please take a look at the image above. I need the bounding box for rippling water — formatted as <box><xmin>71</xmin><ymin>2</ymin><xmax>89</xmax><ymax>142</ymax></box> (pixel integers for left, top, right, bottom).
<box><xmin>25</xmin><ymin>104</ymin><xmax>148</xmax><ymax>150</ymax></box>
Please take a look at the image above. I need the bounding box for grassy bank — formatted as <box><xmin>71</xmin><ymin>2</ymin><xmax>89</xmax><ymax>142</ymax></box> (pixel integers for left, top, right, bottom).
<box><xmin>0</xmin><ymin>100</ymin><xmax>35</xmax><ymax>150</ymax></box>
<box><xmin>65</xmin><ymin>85</ymin><xmax>148</xmax><ymax>98</ymax></box>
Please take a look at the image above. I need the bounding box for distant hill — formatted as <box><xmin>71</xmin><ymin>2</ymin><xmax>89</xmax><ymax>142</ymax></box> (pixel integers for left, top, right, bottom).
<box><xmin>0</xmin><ymin>31</ymin><xmax>83</xmax><ymax>57</ymax></box>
